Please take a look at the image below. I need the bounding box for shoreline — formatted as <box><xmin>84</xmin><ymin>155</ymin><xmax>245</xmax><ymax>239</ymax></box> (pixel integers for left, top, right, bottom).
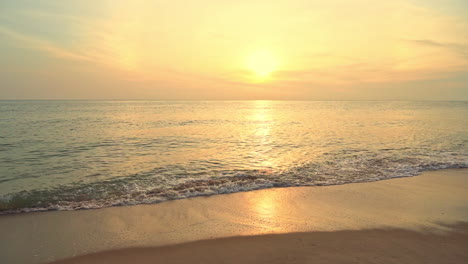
<box><xmin>2</xmin><ymin>166</ymin><xmax>466</xmax><ymax>216</ymax></box>
<box><xmin>0</xmin><ymin>168</ymin><xmax>467</xmax><ymax>263</ymax></box>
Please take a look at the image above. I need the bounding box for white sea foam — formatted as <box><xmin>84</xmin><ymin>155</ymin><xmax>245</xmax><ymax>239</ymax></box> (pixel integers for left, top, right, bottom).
<box><xmin>0</xmin><ymin>150</ymin><xmax>466</xmax><ymax>214</ymax></box>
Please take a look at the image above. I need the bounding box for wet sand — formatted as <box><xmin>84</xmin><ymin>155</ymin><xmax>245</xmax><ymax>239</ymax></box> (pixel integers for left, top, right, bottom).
<box><xmin>0</xmin><ymin>169</ymin><xmax>467</xmax><ymax>263</ymax></box>
<box><xmin>53</xmin><ymin>223</ymin><xmax>468</xmax><ymax>264</ymax></box>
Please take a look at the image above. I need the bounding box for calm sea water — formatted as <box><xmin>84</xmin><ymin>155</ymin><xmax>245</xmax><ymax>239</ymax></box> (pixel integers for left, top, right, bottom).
<box><xmin>0</xmin><ymin>101</ymin><xmax>467</xmax><ymax>214</ymax></box>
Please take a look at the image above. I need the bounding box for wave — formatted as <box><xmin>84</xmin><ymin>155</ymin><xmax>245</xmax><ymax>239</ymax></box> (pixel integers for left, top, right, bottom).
<box><xmin>1</xmin><ymin>150</ymin><xmax>467</xmax><ymax>214</ymax></box>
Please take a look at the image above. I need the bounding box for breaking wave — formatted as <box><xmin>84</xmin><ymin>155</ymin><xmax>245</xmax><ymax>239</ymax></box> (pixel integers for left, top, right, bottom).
<box><xmin>1</xmin><ymin>150</ymin><xmax>466</xmax><ymax>214</ymax></box>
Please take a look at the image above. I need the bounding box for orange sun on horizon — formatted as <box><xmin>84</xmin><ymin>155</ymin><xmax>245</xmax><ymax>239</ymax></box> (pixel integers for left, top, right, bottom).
<box><xmin>245</xmin><ymin>50</ymin><xmax>280</xmax><ymax>82</ymax></box>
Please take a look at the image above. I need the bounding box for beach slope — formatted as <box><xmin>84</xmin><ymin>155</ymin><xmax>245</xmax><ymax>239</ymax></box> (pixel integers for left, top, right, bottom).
<box><xmin>53</xmin><ymin>223</ymin><xmax>468</xmax><ymax>264</ymax></box>
<box><xmin>0</xmin><ymin>169</ymin><xmax>467</xmax><ymax>264</ymax></box>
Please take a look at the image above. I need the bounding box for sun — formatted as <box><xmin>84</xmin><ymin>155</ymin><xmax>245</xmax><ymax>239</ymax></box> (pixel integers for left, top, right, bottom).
<box><xmin>245</xmin><ymin>50</ymin><xmax>279</xmax><ymax>80</ymax></box>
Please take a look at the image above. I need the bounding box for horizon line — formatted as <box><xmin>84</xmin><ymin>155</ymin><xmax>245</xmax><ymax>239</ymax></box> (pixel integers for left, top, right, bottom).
<box><xmin>1</xmin><ymin>99</ymin><xmax>467</xmax><ymax>102</ymax></box>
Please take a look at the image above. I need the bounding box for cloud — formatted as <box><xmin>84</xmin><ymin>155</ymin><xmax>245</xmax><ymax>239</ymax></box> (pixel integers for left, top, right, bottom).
<box><xmin>407</xmin><ymin>39</ymin><xmax>468</xmax><ymax>58</ymax></box>
<box><xmin>0</xmin><ymin>26</ymin><xmax>93</xmax><ymax>62</ymax></box>
<box><xmin>1</xmin><ymin>0</ymin><xmax>468</xmax><ymax>100</ymax></box>
<box><xmin>0</xmin><ymin>8</ymin><xmax>129</xmax><ymax>70</ymax></box>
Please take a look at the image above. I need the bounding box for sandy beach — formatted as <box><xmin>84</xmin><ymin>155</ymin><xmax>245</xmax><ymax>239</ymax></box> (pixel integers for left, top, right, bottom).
<box><xmin>53</xmin><ymin>223</ymin><xmax>468</xmax><ymax>264</ymax></box>
<box><xmin>1</xmin><ymin>169</ymin><xmax>467</xmax><ymax>264</ymax></box>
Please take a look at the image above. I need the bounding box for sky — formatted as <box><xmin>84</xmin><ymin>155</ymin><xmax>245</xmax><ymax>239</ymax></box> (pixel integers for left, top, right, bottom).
<box><xmin>1</xmin><ymin>0</ymin><xmax>467</xmax><ymax>100</ymax></box>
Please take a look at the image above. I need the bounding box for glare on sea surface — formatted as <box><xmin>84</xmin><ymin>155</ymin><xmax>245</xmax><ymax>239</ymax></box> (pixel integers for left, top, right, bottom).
<box><xmin>250</xmin><ymin>101</ymin><xmax>276</xmax><ymax>169</ymax></box>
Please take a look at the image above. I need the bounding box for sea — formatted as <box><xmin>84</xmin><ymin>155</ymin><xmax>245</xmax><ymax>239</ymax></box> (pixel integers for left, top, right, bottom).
<box><xmin>0</xmin><ymin>100</ymin><xmax>467</xmax><ymax>214</ymax></box>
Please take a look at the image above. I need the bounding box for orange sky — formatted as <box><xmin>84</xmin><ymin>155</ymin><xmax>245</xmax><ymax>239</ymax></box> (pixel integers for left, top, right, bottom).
<box><xmin>1</xmin><ymin>0</ymin><xmax>467</xmax><ymax>100</ymax></box>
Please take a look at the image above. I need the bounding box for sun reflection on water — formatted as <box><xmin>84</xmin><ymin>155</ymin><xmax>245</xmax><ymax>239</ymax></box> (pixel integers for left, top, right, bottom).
<box><xmin>249</xmin><ymin>101</ymin><xmax>275</xmax><ymax>169</ymax></box>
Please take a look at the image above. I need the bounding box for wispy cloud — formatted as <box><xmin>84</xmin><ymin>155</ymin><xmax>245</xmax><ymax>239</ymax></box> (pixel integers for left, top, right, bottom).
<box><xmin>407</xmin><ymin>39</ymin><xmax>468</xmax><ymax>58</ymax></box>
<box><xmin>1</xmin><ymin>0</ymin><xmax>468</xmax><ymax>100</ymax></box>
<box><xmin>0</xmin><ymin>26</ymin><xmax>93</xmax><ymax>62</ymax></box>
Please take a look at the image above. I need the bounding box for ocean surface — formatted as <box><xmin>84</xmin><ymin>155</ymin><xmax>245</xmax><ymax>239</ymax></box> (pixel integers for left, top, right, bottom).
<box><xmin>0</xmin><ymin>101</ymin><xmax>467</xmax><ymax>214</ymax></box>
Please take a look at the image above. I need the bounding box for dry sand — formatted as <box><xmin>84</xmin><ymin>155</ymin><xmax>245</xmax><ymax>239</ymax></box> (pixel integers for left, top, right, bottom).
<box><xmin>0</xmin><ymin>169</ymin><xmax>467</xmax><ymax>263</ymax></box>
